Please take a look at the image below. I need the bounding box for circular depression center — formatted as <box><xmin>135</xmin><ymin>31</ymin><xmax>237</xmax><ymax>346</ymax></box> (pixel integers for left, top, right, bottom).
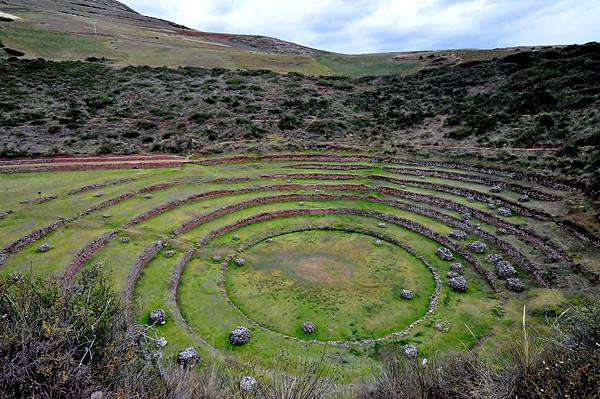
<box><xmin>225</xmin><ymin>230</ymin><xmax>436</xmax><ymax>342</ymax></box>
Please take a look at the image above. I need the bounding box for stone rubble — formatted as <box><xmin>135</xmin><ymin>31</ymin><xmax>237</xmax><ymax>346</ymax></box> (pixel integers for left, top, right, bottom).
<box><xmin>230</xmin><ymin>326</ymin><xmax>252</xmax><ymax>345</ymax></box>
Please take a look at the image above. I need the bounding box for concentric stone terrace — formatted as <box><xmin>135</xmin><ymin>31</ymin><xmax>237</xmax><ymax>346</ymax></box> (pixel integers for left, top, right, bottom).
<box><xmin>0</xmin><ymin>153</ymin><xmax>598</xmax><ymax>381</ymax></box>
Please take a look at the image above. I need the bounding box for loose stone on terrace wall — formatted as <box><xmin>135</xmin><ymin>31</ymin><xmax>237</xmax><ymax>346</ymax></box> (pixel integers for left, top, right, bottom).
<box><xmin>156</xmin><ymin>337</ymin><xmax>168</xmax><ymax>348</ymax></box>
<box><xmin>401</xmin><ymin>289</ymin><xmax>414</xmax><ymax>299</ymax></box>
<box><xmin>234</xmin><ymin>258</ymin><xmax>245</xmax><ymax>266</ymax></box>
<box><xmin>403</xmin><ymin>344</ymin><xmax>418</xmax><ymax>359</ymax></box>
<box><xmin>496</xmin><ymin>261</ymin><xmax>517</xmax><ymax>280</ymax></box>
<box><xmin>497</xmin><ymin>207</ymin><xmax>513</xmax><ymax>217</ymax></box>
<box><xmin>240</xmin><ymin>376</ymin><xmax>257</xmax><ymax>392</ymax></box>
<box><xmin>436</xmin><ymin>247</ymin><xmax>454</xmax><ymax>261</ymax></box>
<box><xmin>448</xmin><ymin>230</ymin><xmax>468</xmax><ymax>240</ymax></box>
<box><xmin>303</xmin><ymin>321</ymin><xmax>316</xmax><ymax>334</ymax></box>
<box><xmin>506</xmin><ymin>277</ymin><xmax>525</xmax><ymax>292</ymax></box>
<box><xmin>38</xmin><ymin>243</ymin><xmax>51</xmax><ymax>252</ymax></box>
<box><xmin>164</xmin><ymin>250</ymin><xmax>176</xmax><ymax>258</ymax></box>
<box><xmin>449</xmin><ymin>276</ymin><xmax>468</xmax><ymax>292</ymax></box>
<box><xmin>451</xmin><ymin>263</ymin><xmax>464</xmax><ymax>273</ymax></box>
<box><xmin>447</xmin><ymin>271</ymin><xmax>460</xmax><ymax>279</ymax></box>
<box><xmin>468</xmin><ymin>241</ymin><xmax>487</xmax><ymax>254</ymax></box>
<box><xmin>487</xmin><ymin>253</ymin><xmax>503</xmax><ymax>264</ymax></box>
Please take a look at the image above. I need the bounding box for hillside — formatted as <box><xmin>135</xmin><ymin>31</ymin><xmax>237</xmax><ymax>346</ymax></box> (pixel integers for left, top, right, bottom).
<box><xmin>1</xmin><ymin>0</ymin><xmax>523</xmax><ymax>76</ymax></box>
<box><xmin>1</xmin><ymin>42</ymin><xmax>599</xmax><ymax>196</ymax></box>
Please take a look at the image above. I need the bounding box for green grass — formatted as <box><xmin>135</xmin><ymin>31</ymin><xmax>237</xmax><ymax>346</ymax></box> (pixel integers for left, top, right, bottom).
<box><xmin>0</xmin><ymin>21</ymin><xmax>400</xmax><ymax>76</ymax></box>
<box><xmin>317</xmin><ymin>53</ymin><xmax>420</xmax><ymax>77</ymax></box>
<box><xmin>0</xmin><ymin>155</ymin><xmax>594</xmax><ymax>382</ymax></box>
<box><xmin>0</xmin><ymin>26</ymin><xmax>123</xmax><ymax>60</ymax></box>
<box><xmin>228</xmin><ymin>230</ymin><xmax>434</xmax><ymax>341</ymax></box>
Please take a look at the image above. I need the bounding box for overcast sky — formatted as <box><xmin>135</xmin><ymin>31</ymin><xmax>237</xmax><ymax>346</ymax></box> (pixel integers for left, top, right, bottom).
<box><xmin>121</xmin><ymin>0</ymin><xmax>600</xmax><ymax>54</ymax></box>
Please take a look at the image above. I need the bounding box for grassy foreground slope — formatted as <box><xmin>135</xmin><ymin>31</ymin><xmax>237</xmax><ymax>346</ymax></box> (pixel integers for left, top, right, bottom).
<box><xmin>0</xmin><ymin>153</ymin><xmax>598</xmax><ymax>392</ymax></box>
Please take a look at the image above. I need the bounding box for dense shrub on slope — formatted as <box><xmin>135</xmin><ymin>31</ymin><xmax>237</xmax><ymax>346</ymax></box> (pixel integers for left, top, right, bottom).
<box><xmin>1</xmin><ymin>43</ymin><xmax>599</xmax><ymax>193</ymax></box>
<box><xmin>0</xmin><ymin>267</ymin><xmax>152</xmax><ymax>398</ymax></box>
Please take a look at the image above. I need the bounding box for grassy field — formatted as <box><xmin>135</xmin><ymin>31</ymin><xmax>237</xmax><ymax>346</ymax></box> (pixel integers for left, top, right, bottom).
<box><xmin>0</xmin><ymin>16</ymin><xmax>409</xmax><ymax>76</ymax></box>
<box><xmin>0</xmin><ymin>153</ymin><xmax>597</xmax><ymax>382</ymax></box>
<box><xmin>227</xmin><ymin>230</ymin><xmax>434</xmax><ymax>341</ymax></box>
<box><xmin>317</xmin><ymin>53</ymin><xmax>420</xmax><ymax>77</ymax></box>
<box><xmin>0</xmin><ymin>25</ymin><xmax>123</xmax><ymax>60</ymax></box>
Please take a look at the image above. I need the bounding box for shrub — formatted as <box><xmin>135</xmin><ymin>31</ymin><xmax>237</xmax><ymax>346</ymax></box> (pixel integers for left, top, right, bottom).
<box><xmin>279</xmin><ymin>114</ymin><xmax>300</xmax><ymax>130</ymax></box>
<box><xmin>0</xmin><ymin>266</ymin><xmax>151</xmax><ymax>398</ymax></box>
<box><xmin>363</xmin><ymin>301</ymin><xmax>600</xmax><ymax>398</ymax></box>
<box><xmin>96</xmin><ymin>144</ymin><xmax>114</xmax><ymax>155</ymax></box>
<box><xmin>122</xmin><ymin>130</ymin><xmax>140</xmax><ymax>138</ymax></box>
<box><xmin>191</xmin><ymin>112</ymin><xmax>211</xmax><ymax>124</ymax></box>
<box><xmin>136</xmin><ymin>120</ymin><xmax>158</xmax><ymax>130</ymax></box>
<box><xmin>85</xmin><ymin>96</ymin><xmax>115</xmax><ymax>112</ymax></box>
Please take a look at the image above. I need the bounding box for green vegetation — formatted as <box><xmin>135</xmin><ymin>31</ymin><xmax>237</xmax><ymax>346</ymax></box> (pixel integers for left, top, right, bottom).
<box><xmin>1</xmin><ymin>42</ymin><xmax>598</xmax><ymax>194</ymax></box>
<box><xmin>1</xmin><ymin>266</ymin><xmax>598</xmax><ymax>398</ymax></box>
<box><xmin>0</xmin><ymin>2</ymin><xmax>598</xmax><ymax>392</ymax></box>
<box><xmin>229</xmin><ymin>230</ymin><xmax>433</xmax><ymax>341</ymax></box>
<box><xmin>0</xmin><ymin>26</ymin><xmax>123</xmax><ymax>60</ymax></box>
<box><xmin>317</xmin><ymin>53</ymin><xmax>420</xmax><ymax>77</ymax></box>
<box><xmin>0</xmin><ymin>153</ymin><xmax>597</xmax><ymax>391</ymax></box>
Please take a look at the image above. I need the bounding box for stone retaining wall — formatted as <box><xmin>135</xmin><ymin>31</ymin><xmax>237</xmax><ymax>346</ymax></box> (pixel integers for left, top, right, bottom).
<box><xmin>122</xmin><ymin>181</ymin><xmax>580</xmax><ymax>284</ymax></box>
<box><xmin>382</xmin><ymin>166</ymin><xmax>557</xmax><ymax>201</ymax></box>
<box><xmin>196</xmin><ymin>206</ymin><xmax>497</xmax><ymax>290</ymax></box>
<box><xmin>123</xmin><ymin>241</ymin><xmax>163</xmax><ymax>326</ymax></box>
<box><xmin>0</xmin><ymin>161</ymin><xmax>185</xmax><ymax>174</ymax></box>
<box><xmin>63</xmin><ymin>231</ymin><xmax>118</xmax><ymax>282</ymax></box>
<box><xmin>195</xmin><ymin>153</ymin><xmax>576</xmax><ymax>191</ymax></box>
<box><xmin>66</xmin><ymin>177</ymin><xmax>138</xmax><ymax>195</ymax></box>
<box><xmin>1</xmin><ymin>182</ymin><xmax>178</xmax><ymax>261</ymax></box>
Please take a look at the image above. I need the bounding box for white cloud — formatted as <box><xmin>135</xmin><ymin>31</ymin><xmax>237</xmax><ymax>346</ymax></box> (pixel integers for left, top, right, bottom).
<box><xmin>121</xmin><ymin>0</ymin><xmax>600</xmax><ymax>53</ymax></box>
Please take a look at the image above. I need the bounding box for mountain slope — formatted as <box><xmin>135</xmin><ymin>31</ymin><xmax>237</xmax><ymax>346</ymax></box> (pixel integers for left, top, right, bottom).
<box><xmin>1</xmin><ymin>42</ymin><xmax>598</xmax><ymax>195</ymax></box>
<box><xmin>1</xmin><ymin>0</ymin><xmax>520</xmax><ymax>76</ymax></box>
